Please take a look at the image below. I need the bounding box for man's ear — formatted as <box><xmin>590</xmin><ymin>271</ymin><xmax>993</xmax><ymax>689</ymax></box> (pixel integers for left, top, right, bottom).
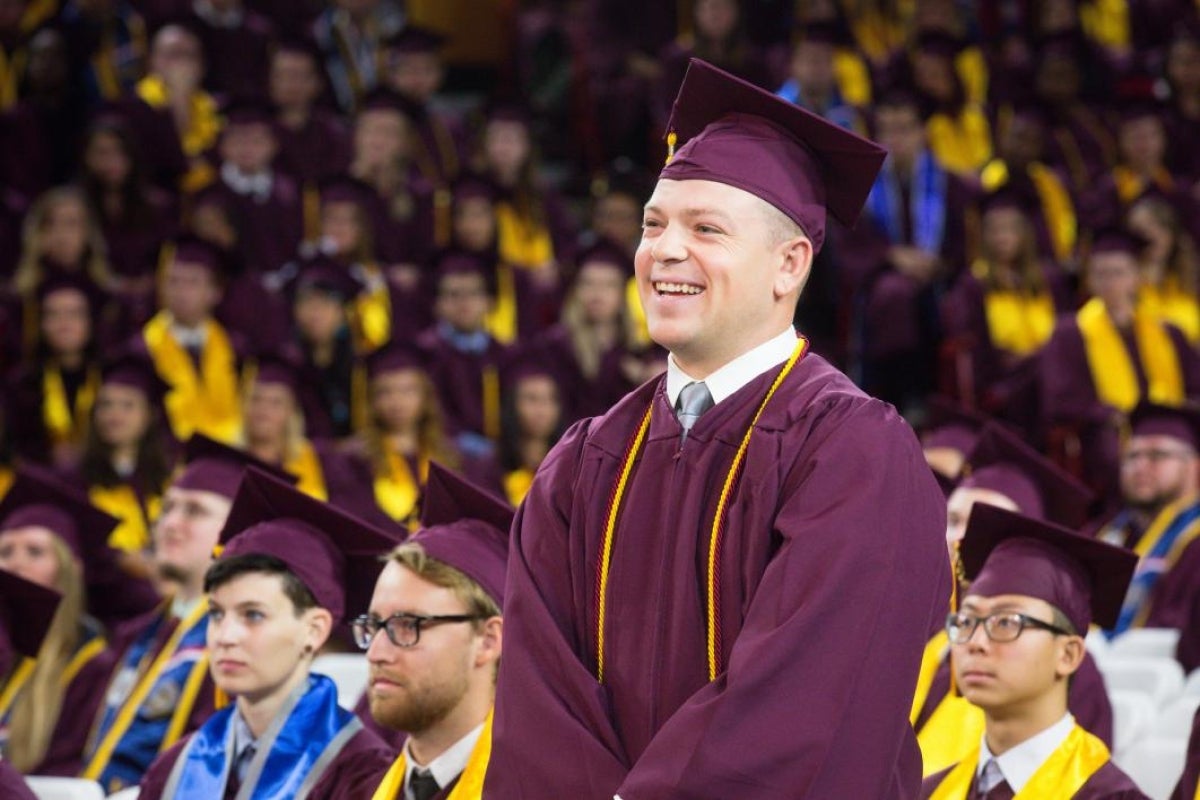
<box><xmin>774</xmin><ymin>234</ymin><xmax>813</xmax><ymax>300</ymax></box>
<box><xmin>1054</xmin><ymin>635</ymin><xmax>1086</xmax><ymax>680</ymax></box>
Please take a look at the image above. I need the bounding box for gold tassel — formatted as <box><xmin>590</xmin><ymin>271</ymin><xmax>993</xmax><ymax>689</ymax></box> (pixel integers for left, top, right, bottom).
<box><xmin>665</xmin><ymin>131</ymin><xmax>677</xmax><ymax>164</ymax></box>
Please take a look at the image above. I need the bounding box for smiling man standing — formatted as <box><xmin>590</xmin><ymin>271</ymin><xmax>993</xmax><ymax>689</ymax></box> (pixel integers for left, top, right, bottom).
<box><xmin>485</xmin><ymin>59</ymin><xmax>951</xmax><ymax>799</ymax></box>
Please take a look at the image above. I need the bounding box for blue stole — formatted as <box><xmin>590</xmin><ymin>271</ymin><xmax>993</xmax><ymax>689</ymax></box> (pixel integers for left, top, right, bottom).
<box><xmin>865</xmin><ymin>149</ymin><xmax>948</xmax><ymax>255</ymax></box>
<box><xmin>88</xmin><ymin>605</ymin><xmax>210</xmax><ymax>791</ymax></box>
<box><xmin>163</xmin><ymin>674</ymin><xmax>361</xmax><ymax>800</ymax></box>
<box><xmin>1110</xmin><ymin>502</ymin><xmax>1200</xmax><ymax>635</ymax></box>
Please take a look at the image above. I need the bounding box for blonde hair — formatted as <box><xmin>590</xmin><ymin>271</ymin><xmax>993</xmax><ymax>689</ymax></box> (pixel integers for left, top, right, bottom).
<box><xmin>239</xmin><ymin>379</ymin><xmax>307</xmax><ymax>464</ymax></box>
<box><xmin>6</xmin><ymin>537</ymin><xmax>86</xmax><ymax>772</ymax></box>
<box><xmin>364</xmin><ymin>368</ymin><xmax>459</xmax><ymax>470</ymax></box>
<box><xmin>386</xmin><ymin>542</ymin><xmax>501</xmax><ymax>627</ymax></box>
<box><xmin>560</xmin><ymin>270</ymin><xmax>642</xmax><ymax>380</ymax></box>
<box><xmin>14</xmin><ymin>186</ymin><xmax>117</xmax><ymax>296</ymax></box>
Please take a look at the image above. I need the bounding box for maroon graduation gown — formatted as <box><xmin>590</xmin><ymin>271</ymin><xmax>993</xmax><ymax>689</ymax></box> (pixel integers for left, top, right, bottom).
<box><xmin>274</xmin><ymin>110</ymin><xmax>352</xmax><ymax>183</ymax></box>
<box><xmin>0</xmin><ymin>760</ymin><xmax>35</xmax><ymax>800</ymax></box>
<box><xmin>913</xmin><ymin>651</ymin><xmax>1114</xmax><ymax>747</ymax></box>
<box><xmin>921</xmin><ymin>760</ymin><xmax>1148</xmax><ymax>799</ymax></box>
<box><xmin>529</xmin><ymin>325</ymin><xmax>644</xmax><ymax>424</ymax></box>
<box><xmin>137</xmin><ymin>726</ymin><xmax>392</xmax><ymax>800</ymax></box>
<box><xmin>1170</xmin><ymin>706</ymin><xmax>1200</xmax><ymax>800</ymax></box>
<box><xmin>485</xmin><ymin>352</ymin><xmax>952</xmax><ymax>799</ymax></box>
<box><xmin>414</xmin><ymin>327</ymin><xmax>512</xmax><ymax>441</ymax></box>
<box><xmin>189</xmin><ymin>8</ymin><xmax>276</xmax><ymax>99</ymax></box>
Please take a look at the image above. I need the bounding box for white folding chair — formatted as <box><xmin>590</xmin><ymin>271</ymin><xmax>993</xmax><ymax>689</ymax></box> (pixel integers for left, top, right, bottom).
<box><xmin>1109</xmin><ymin>629</ymin><xmax>1181</xmax><ymax>661</ymax></box>
<box><xmin>1109</xmin><ymin>689</ymin><xmax>1158</xmax><ymax>757</ymax></box>
<box><xmin>1184</xmin><ymin>667</ymin><xmax>1200</xmax><ymax>697</ymax></box>
<box><xmin>312</xmin><ymin>652</ymin><xmax>369</xmax><ymax>707</ymax></box>
<box><xmin>106</xmin><ymin>788</ymin><xmax>140</xmax><ymax>800</ymax></box>
<box><xmin>1085</xmin><ymin>628</ymin><xmax>1111</xmax><ymax>663</ymax></box>
<box><xmin>1101</xmin><ymin>656</ymin><xmax>1186</xmax><ymax>708</ymax></box>
<box><xmin>1113</xmin><ymin>737</ymin><xmax>1188</xmax><ymax>800</ymax></box>
<box><xmin>22</xmin><ymin>777</ymin><xmax>105</xmax><ymax>800</ymax></box>
<box><xmin>1157</xmin><ymin>695</ymin><xmax>1200</xmax><ymax>741</ymax></box>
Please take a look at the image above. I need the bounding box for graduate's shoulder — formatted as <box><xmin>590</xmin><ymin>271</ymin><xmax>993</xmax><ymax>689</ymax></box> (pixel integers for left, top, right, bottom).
<box><xmin>768</xmin><ymin>352</ymin><xmax>914</xmax><ymax>439</ymax></box>
<box><xmin>541</xmin><ymin>372</ymin><xmax>663</xmax><ymax>466</ymax></box>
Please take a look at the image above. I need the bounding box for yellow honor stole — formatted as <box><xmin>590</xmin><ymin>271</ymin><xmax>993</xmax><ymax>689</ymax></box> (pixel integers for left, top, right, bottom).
<box><xmin>926</xmin><ymin>106</ymin><xmax>992</xmax><ymax>176</ymax></box>
<box><xmin>1076</xmin><ymin>297</ymin><xmax>1184</xmax><ymax>412</ymax></box>
<box><xmin>1128</xmin><ymin>500</ymin><xmax>1200</xmax><ymax>629</ymax></box>
<box><xmin>143</xmin><ymin>312</ymin><xmax>242</xmax><ymax>443</ymax></box>
<box><xmin>89</xmin><ymin>483</ymin><xmax>162</xmax><ymax>554</ymax></box>
<box><xmin>1142</xmin><ymin>280</ymin><xmax>1200</xmax><ymax>343</ymax></box>
<box><xmin>503</xmin><ymin>467</ymin><xmax>535</xmax><ymax>506</ymax></box>
<box><xmin>371</xmin><ymin>711</ymin><xmax>493</xmax><ymax>800</ymax></box>
<box><xmin>927</xmin><ymin>724</ymin><xmax>1110</xmax><ymax>799</ymax></box>
<box><xmin>0</xmin><ymin>636</ymin><xmax>108</xmax><ymax>720</ymax></box>
<box><xmin>353</xmin><ymin>264</ymin><xmax>392</xmax><ymax>352</ymax></box>
<box><xmin>982</xmin><ymin>287</ymin><xmax>1056</xmax><ymax>357</ymax></box>
<box><xmin>483</xmin><ymin>263</ymin><xmax>519</xmax><ymax>346</ymax></box>
<box><xmin>496</xmin><ymin>203</ymin><xmax>554</xmax><ymax>270</ymax></box>
<box><xmin>43</xmin><ymin>365</ymin><xmax>99</xmax><ymax>445</ymax></box>
<box><xmin>286</xmin><ymin>440</ymin><xmax>329</xmax><ymax>501</ymax></box>
<box><xmin>374</xmin><ymin>449</ymin><xmax>428</xmax><ymax>530</ymax></box>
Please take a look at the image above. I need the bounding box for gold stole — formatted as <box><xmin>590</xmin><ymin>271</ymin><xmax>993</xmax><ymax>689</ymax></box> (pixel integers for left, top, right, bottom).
<box><xmin>374</xmin><ymin>450</ymin><xmax>427</xmax><ymax>530</ymax></box>
<box><xmin>926</xmin><ymin>106</ymin><xmax>992</xmax><ymax>176</ymax></box>
<box><xmin>982</xmin><ymin>286</ymin><xmax>1056</xmax><ymax>357</ymax></box>
<box><xmin>918</xmin><ymin>685</ymin><xmax>986</xmax><ymax>778</ymax></box>
<box><xmin>1076</xmin><ymin>297</ymin><xmax>1184</xmax><ymax>412</ymax></box>
<box><xmin>1142</xmin><ymin>280</ymin><xmax>1200</xmax><ymax>343</ymax></box>
<box><xmin>371</xmin><ymin>711</ymin><xmax>493</xmax><ymax>800</ymax></box>
<box><xmin>1080</xmin><ymin>0</ymin><xmax>1130</xmax><ymax>51</ymax></box>
<box><xmin>353</xmin><ymin>264</ymin><xmax>392</xmax><ymax>351</ymax></box>
<box><xmin>503</xmin><ymin>467</ymin><xmax>535</xmax><ymax>506</ymax></box>
<box><xmin>1113</xmin><ymin>165</ymin><xmax>1173</xmax><ymax>205</ymax></box>
<box><xmin>286</xmin><ymin>440</ymin><xmax>328</xmax><ymax>501</ymax></box>
<box><xmin>1027</xmin><ymin>164</ymin><xmax>1077</xmax><ymax>262</ymax></box>
<box><xmin>833</xmin><ymin>48</ymin><xmax>871</xmax><ymax>107</ymax></box>
<box><xmin>0</xmin><ymin>467</ymin><xmax>13</xmax><ymax>501</ymax></box>
<box><xmin>927</xmin><ymin>724</ymin><xmax>1110</xmax><ymax>799</ymax></box>
<box><xmin>910</xmin><ymin>632</ymin><xmax>949</xmax><ymax>724</ymax></box>
<box><xmin>89</xmin><ymin>483</ymin><xmax>162</xmax><ymax>553</ymax></box>
<box><xmin>0</xmin><ymin>637</ymin><xmax>108</xmax><ymax>720</ymax></box>
<box><xmin>143</xmin><ymin>312</ymin><xmax>242</xmax><ymax>443</ymax></box>
<box><xmin>43</xmin><ymin>366</ymin><xmax>99</xmax><ymax>445</ymax></box>
<box><xmin>484</xmin><ymin>263</ymin><xmax>519</xmax><ymax>346</ymax></box>
<box><xmin>496</xmin><ymin>203</ymin><xmax>554</xmax><ymax>269</ymax></box>
<box><xmin>1130</xmin><ymin>499</ymin><xmax>1200</xmax><ymax>628</ymax></box>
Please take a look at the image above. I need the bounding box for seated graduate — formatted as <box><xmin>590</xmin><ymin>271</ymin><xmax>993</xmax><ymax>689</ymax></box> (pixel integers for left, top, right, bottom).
<box><xmin>0</xmin><ymin>467</ymin><xmax>155</xmax><ymax>776</ymax></box>
<box><xmin>139</xmin><ymin>466</ymin><xmax>399</xmax><ymax>799</ymax></box>
<box><xmin>0</xmin><ymin>568</ymin><xmax>62</xmax><ymax>800</ymax></box>
<box><xmin>358</xmin><ymin>462</ymin><xmax>508</xmax><ymax>800</ymax></box>
<box><xmin>914</xmin><ymin>422</ymin><xmax>1114</xmax><ymax>777</ymax></box>
<box><xmin>82</xmin><ymin>435</ymin><xmax>296</xmax><ymax>794</ymax></box>
<box><xmin>921</xmin><ymin>504</ymin><xmax>1146</xmax><ymax>800</ymax></box>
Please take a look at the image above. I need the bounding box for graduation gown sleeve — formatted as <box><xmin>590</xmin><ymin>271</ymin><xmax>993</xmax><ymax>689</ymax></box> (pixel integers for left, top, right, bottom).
<box><xmin>0</xmin><ymin>760</ymin><xmax>36</xmax><ymax>800</ymax></box>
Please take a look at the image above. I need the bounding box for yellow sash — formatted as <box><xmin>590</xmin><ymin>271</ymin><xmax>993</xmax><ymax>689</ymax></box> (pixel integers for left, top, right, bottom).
<box><xmin>1142</xmin><ymin>281</ymin><xmax>1200</xmax><ymax>343</ymax></box>
<box><xmin>496</xmin><ymin>203</ymin><xmax>554</xmax><ymax>270</ymax></box>
<box><xmin>134</xmin><ymin>76</ymin><xmax>221</xmax><ymax>158</ymax></box>
<box><xmin>927</xmin><ymin>724</ymin><xmax>1110</xmax><ymax>799</ymax></box>
<box><xmin>354</xmin><ymin>265</ymin><xmax>391</xmax><ymax>351</ymax></box>
<box><xmin>1076</xmin><ymin>297</ymin><xmax>1184</xmax><ymax>412</ymax></box>
<box><xmin>89</xmin><ymin>483</ymin><xmax>162</xmax><ymax>553</ymax></box>
<box><xmin>143</xmin><ymin>312</ymin><xmax>242</xmax><ymax>443</ymax></box>
<box><xmin>82</xmin><ymin>600</ymin><xmax>210</xmax><ymax>780</ymax></box>
<box><xmin>1080</xmin><ymin>0</ymin><xmax>1130</xmax><ymax>51</ymax></box>
<box><xmin>374</xmin><ymin>450</ymin><xmax>427</xmax><ymax>529</ymax></box>
<box><xmin>286</xmin><ymin>440</ymin><xmax>328</xmax><ymax>501</ymax></box>
<box><xmin>983</xmin><ymin>288</ymin><xmax>1056</xmax><ymax>357</ymax></box>
<box><xmin>503</xmin><ymin>467</ymin><xmax>535</xmax><ymax>506</ymax></box>
<box><xmin>371</xmin><ymin>710</ymin><xmax>493</xmax><ymax>800</ymax></box>
<box><xmin>0</xmin><ymin>658</ymin><xmax>35</xmax><ymax>719</ymax></box>
<box><xmin>0</xmin><ymin>636</ymin><xmax>107</xmax><ymax>721</ymax></box>
<box><xmin>43</xmin><ymin>366</ymin><xmax>99</xmax><ymax>446</ymax></box>
<box><xmin>927</xmin><ymin>106</ymin><xmax>992</xmax><ymax>176</ymax></box>
<box><xmin>918</xmin><ymin>687</ymin><xmax>986</xmax><ymax>778</ymax></box>
<box><xmin>910</xmin><ymin>631</ymin><xmax>949</xmax><ymax>724</ymax></box>
<box><xmin>0</xmin><ymin>467</ymin><xmax>13</xmax><ymax>501</ymax></box>
<box><xmin>833</xmin><ymin>48</ymin><xmax>871</xmax><ymax>107</ymax></box>
<box><xmin>1129</xmin><ymin>500</ymin><xmax>1200</xmax><ymax>628</ymax></box>
<box><xmin>483</xmin><ymin>263</ymin><xmax>518</xmax><ymax>346</ymax></box>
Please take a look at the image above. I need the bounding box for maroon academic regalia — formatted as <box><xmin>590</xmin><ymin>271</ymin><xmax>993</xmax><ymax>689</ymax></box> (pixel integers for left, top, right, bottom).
<box><xmin>137</xmin><ymin>722</ymin><xmax>392</xmax><ymax>800</ymax></box>
<box><xmin>274</xmin><ymin>109</ymin><xmax>352</xmax><ymax>183</ymax></box>
<box><xmin>189</xmin><ymin>8</ymin><xmax>276</xmax><ymax>99</ymax></box>
<box><xmin>1145</xmin><ymin>532</ymin><xmax>1200</xmax><ymax>636</ymax></box>
<box><xmin>0</xmin><ymin>760</ymin><xmax>34</xmax><ymax>800</ymax></box>
<box><xmin>1170</xmin><ymin>705</ymin><xmax>1200</xmax><ymax>800</ymax></box>
<box><xmin>207</xmin><ymin>173</ymin><xmax>306</xmax><ymax>274</ymax></box>
<box><xmin>486</xmin><ymin>352</ymin><xmax>952</xmax><ymax>798</ymax></box>
<box><xmin>921</xmin><ymin>760</ymin><xmax>1148</xmax><ymax>799</ymax></box>
<box><xmin>913</xmin><ymin>651</ymin><xmax>1114</xmax><ymax>747</ymax></box>
<box><xmin>531</xmin><ymin>325</ymin><xmax>643</xmax><ymax>424</ymax></box>
<box><xmin>415</xmin><ymin>327</ymin><xmax>512</xmax><ymax>442</ymax></box>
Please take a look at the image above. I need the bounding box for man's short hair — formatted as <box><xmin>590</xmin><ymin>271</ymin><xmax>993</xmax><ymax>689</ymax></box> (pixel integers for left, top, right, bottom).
<box><xmin>758</xmin><ymin>197</ymin><xmax>805</xmax><ymax>246</ymax></box>
<box><xmin>204</xmin><ymin>553</ymin><xmax>319</xmax><ymax>615</ymax></box>
<box><xmin>386</xmin><ymin>542</ymin><xmax>501</xmax><ymax>628</ymax></box>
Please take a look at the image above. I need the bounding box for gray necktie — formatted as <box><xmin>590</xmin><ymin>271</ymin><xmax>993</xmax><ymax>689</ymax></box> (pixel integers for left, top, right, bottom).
<box><xmin>409</xmin><ymin>768</ymin><xmax>440</xmax><ymax>800</ymax></box>
<box><xmin>977</xmin><ymin>758</ymin><xmax>1006</xmax><ymax>795</ymax></box>
<box><xmin>675</xmin><ymin>381</ymin><xmax>714</xmax><ymax>445</ymax></box>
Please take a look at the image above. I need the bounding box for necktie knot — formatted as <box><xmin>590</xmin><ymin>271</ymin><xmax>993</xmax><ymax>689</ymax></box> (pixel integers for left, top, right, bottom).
<box><xmin>977</xmin><ymin>759</ymin><xmax>1012</xmax><ymax>798</ymax></box>
<box><xmin>409</xmin><ymin>768</ymin><xmax>440</xmax><ymax>800</ymax></box>
<box><xmin>675</xmin><ymin>381</ymin><xmax>714</xmax><ymax>444</ymax></box>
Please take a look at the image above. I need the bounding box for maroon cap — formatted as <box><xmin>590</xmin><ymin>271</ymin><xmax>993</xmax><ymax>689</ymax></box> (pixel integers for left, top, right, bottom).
<box><xmin>961</xmin><ymin>504</ymin><xmax>1137</xmax><ymax>632</ymax></box>
<box><xmin>35</xmin><ymin>272</ymin><xmax>104</xmax><ymax>311</ymax></box>
<box><xmin>320</xmin><ymin>175</ymin><xmax>379</xmax><ymax>212</ymax></box>
<box><xmin>452</xmin><ymin>172</ymin><xmax>500</xmax><ymax>205</ymax></box>
<box><xmin>922</xmin><ymin>396</ymin><xmax>989</xmax><ymax>456</ymax></box>
<box><xmin>1090</xmin><ymin>227</ymin><xmax>1148</xmax><ymax>259</ymax></box>
<box><xmin>170</xmin><ymin>235</ymin><xmax>229</xmax><ymax>276</ymax></box>
<box><xmin>218</xmin><ymin>467</ymin><xmax>402</xmax><ymax>621</ymax></box>
<box><xmin>960</xmin><ymin>422</ymin><xmax>1094</xmax><ymax>528</ymax></box>
<box><xmin>383</xmin><ymin>24</ymin><xmax>446</xmax><ymax>55</ymax></box>
<box><xmin>980</xmin><ymin>186</ymin><xmax>1035</xmax><ymax>216</ymax></box>
<box><xmin>173</xmin><ymin>434</ymin><xmax>297</xmax><ymax>499</ymax></box>
<box><xmin>408</xmin><ymin>462</ymin><xmax>513</xmax><ymax>605</ymax></box>
<box><xmin>358</xmin><ymin>87</ymin><xmax>417</xmax><ymax>118</ymax></box>
<box><xmin>1129</xmin><ymin>402</ymin><xmax>1200</xmax><ymax>449</ymax></box>
<box><xmin>0</xmin><ymin>466</ymin><xmax>121</xmax><ymax>575</ymax></box>
<box><xmin>574</xmin><ymin>238</ymin><xmax>634</xmax><ymax>280</ymax></box>
<box><xmin>658</xmin><ymin>58</ymin><xmax>886</xmax><ymax>253</ymax></box>
<box><xmin>365</xmin><ymin>343</ymin><xmax>426</xmax><ymax>381</ymax></box>
<box><xmin>287</xmin><ymin>255</ymin><xmax>365</xmax><ymax>302</ymax></box>
<box><xmin>914</xmin><ymin>29</ymin><xmax>965</xmax><ymax>59</ymax></box>
<box><xmin>0</xmin><ymin>568</ymin><xmax>61</xmax><ymax>663</ymax></box>
<box><xmin>101</xmin><ymin>351</ymin><xmax>170</xmax><ymax>408</ymax></box>
<box><xmin>252</xmin><ymin>351</ymin><xmax>301</xmax><ymax>393</ymax></box>
<box><xmin>221</xmin><ymin>97</ymin><xmax>276</xmax><ymax>129</ymax></box>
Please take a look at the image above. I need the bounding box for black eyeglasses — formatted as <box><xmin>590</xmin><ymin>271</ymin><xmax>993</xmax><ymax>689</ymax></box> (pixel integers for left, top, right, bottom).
<box><xmin>945</xmin><ymin>611</ymin><xmax>1074</xmax><ymax>645</ymax></box>
<box><xmin>351</xmin><ymin>612</ymin><xmax>484</xmax><ymax>650</ymax></box>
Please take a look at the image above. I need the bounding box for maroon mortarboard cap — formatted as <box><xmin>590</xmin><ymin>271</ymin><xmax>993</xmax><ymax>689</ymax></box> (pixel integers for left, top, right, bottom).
<box><xmin>170</xmin><ymin>234</ymin><xmax>228</xmax><ymax>276</ymax></box>
<box><xmin>359</xmin><ymin>87</ymin><xmax>417</xmax><ymax>117</ymax></box>
<box><xmin>1117</xmin><ymin>98</ymin><xmax>1164</xmax><ymax>126</ymax></box>
<box><xmin>961</xmin><ymin>503</ymin><xmax>1137</xmax><ymax>632</ymax></box>
<box><xmin>913</xmin><ymin>29</ymin><xmax>965</xmax><ymax>59</ymax></box>
<box><xmin>793</xmin><ymin>20</ymin><xmax>843</xmax><ymax>46</ymax></box>
<box><xmin>252</xmin><ymin>351</ymin><xmax>301</xmax><ymax>393</ymax></box>
<box><xmin>485</xmin><ymin>101</ymin><xmax>530</xmax><ymax>127</ymax></box>
<box><xmin>453</xmin><ymin>172</ymin><xmax>500</xmax><ymax>204</ymax></box>
<box><xmin>190</xmin><ymin>182</ymin><xmax>235</xmax><ymax>214</ymax></box>
<box><xmin>319</xmin><ymin>175</ymin><xmax>381</xmax><ymax>217</ymax></box>
<box><xmin>922</xmin><ymin>396</ymin><xmax>989</xmax><ymax>455</ymax></box>
<box><xmin>659</xmin><ymin>59</ymin><xmax>886</xmax><ymax>254</ymax></box>
<box><xmin>0</xmin><ymin>466</ymin><xmax>121</xmax><ymax>576</ymax></box>
<box><xmin>173</xmin><ymin>434</ymin><xmax>297</xmax><ymax>499</ymax></box>
<box><xmin>980</xmin><ymin>187</ymin><xmax>1034</xmax><ymax>216</ymax></box>
<box><xmin>0</xmin><ymin>568</ymin><xmax>61</xmax><ymax>661</ymax></box>
<box><xmin>1089</xmin><ymin>227</ymin><xmax>1147</xmax><ymax>259</ymax></box>
<box><xmin>34</xmin><ymin>272</ymin><xmax>103</xmax><ymax>310</ymax></box>
<box><xmin>365</xmin><ymin>343</ymin><xmax>426</xmax><ymax>381</ymax></box>
<box><xmin>101</xmin><ymin>351</ymin><xmax>170</xmax><ymax>407</ymax></box>
<box><xmin>383</xmin><ymin>24</ymin><xmax>446</xmax><ymax>55</ymax></box>
<box><xmin>222</xmin><ymin>97</ymin><xmax>276</xmax><ymax>129</ymax></box>
<box><xmin>434</xmin><ymin>249</ymin><xmax>496</xmax><ymax>295</ymax></box>
<box><xmin>410</xmin><ymin>462</ymin><xmax>513</xmax><ymax>605</ymax></box>
<box><xmin>288</xmin><ymin>255</ymin><xmax>365</xmax><ymax>301</ymax></box>
<box><xmin>1129</xmin><ymin>402</ymin><xmax>1200</xmax><ymax>449</ymax></box>
<box><xmin>273</xmin><ymin>34</ymin><xmax>322</xmax><ymax>62</ymax></box>
<box><xmin>960</xmin><ymin>422</ymin><xmax>1094</xmax><ymax>528</ymax></box>
<box><xmin>218</xmin><ymin>467</ymin><xmax>402</xmax><ymax>621</ymax></box>
<box><xmin>575</xmin><ymin>238</ymin><xmax>634</xmax><ymax>278</ymax></box>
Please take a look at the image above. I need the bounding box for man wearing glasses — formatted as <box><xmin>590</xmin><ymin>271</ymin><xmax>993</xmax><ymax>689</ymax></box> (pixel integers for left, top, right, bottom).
<box><xmin>922</xmin><ymin>504</ymin><xmax>1144</xmax><ymax>799</ymax></box>
<box><xmin>358</xmin><ymin>463</ymin><xmax>511</xmax><ymax>800</ymax></box>
<box><xmin>1094</xmin><ymin>403</ymin><xmax>1200</xmax><ymax>636</ymax></box>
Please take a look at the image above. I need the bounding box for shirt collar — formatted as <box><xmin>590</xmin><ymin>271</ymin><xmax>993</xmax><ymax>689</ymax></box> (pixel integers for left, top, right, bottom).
<box><xmin>666</xmin><ymin>327</ymin><xmax>798</xmax><ymax>408</ymax></box>
<box><xmin>231</xmin><ymin>711</ymin><xmax>257</xmax><ymax>761</ymax></box>
<box><xmin>438</xmin><ymin>321</ymin><xmax>491</xmax><ymax>354</ymax></box>
<box><xmin>403</xmin><ymin>722</ymin><xmax>485</xmax><ymax>797</ymax></box>
<box><xmin>977</xmin><ymin>713</ymin><xmax>1074</xmax><ymax>793</ymax></box>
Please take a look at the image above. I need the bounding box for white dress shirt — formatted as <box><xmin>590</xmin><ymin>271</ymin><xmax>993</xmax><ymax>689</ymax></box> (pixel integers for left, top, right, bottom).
<box><xmin>665</xmin><ymin>327</ymin><xmax>800</xmax><ymax>408</ymax></box>
<box><xmin>403</xmin><ymin>722</ymin><xmax>485</xmax><ymax>800</ymax></box>
<box><xmin>976</xmin><ymin>713</ymin><xmax>1075</xmax><ymax>793</ymax></box>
